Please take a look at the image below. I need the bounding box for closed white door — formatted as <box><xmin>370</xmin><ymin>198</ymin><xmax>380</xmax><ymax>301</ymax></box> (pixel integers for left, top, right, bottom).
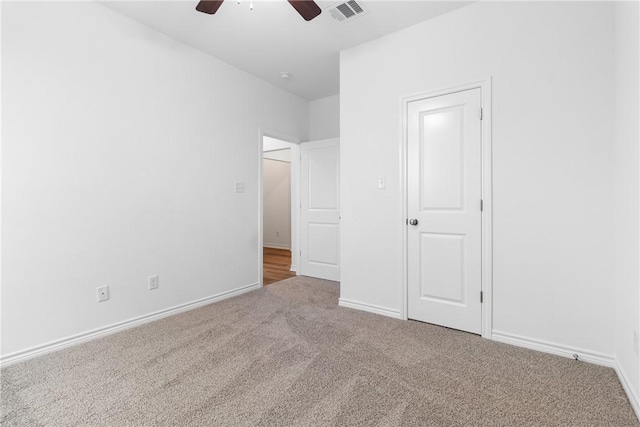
<box><xmin>300</xmin><ymin>138</ymin><xmax>340</xmax><ymax>281</ymax></box>
<box><xmin>407</xmin><ymin>88</ymin><xmax>482</xmax><ymax>334</ymax></box>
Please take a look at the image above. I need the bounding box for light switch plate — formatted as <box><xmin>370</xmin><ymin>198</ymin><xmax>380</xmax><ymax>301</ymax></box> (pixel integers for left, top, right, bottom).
<box><xmin>378</xmin><ymin>176</ymin><xmax>386</xmax><ymax>189</ymax></box>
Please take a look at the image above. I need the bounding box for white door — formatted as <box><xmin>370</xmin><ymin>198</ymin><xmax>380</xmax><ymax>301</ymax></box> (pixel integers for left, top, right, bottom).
<box><xmin>300</xmin><ymin>138</ymin><xmax>340</xmax><ymax>281</ymax></box>
<box><xmin>407</xmin><ymin>88</ymin><xmax>482</xmax><ymax>334</ymax></box>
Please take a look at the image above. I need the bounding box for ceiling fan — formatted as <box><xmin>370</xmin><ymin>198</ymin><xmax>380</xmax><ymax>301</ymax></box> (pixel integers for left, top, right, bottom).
<box><xmin>195</xmin><ymin>0</ymin><xmax>322</xmax><ymax>21</ymax></box>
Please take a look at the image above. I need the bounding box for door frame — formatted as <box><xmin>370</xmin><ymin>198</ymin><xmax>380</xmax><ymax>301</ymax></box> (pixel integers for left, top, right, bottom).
<box><xmin>258</xmin><ymin>128</ymin><xmax>302</xmax><ymax>288</ymax></box>
<box><xmin>400</xmin><ymin>78</ymin><xmax>494</xmax><ymax>339</ymax></box>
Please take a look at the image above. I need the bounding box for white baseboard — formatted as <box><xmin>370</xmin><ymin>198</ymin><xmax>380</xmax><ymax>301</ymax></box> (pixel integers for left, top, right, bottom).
<box><xmin>491</xmin><ymin>330</ymin><xmax>615</xmax><ymax>367</ymax></box>
<box><xmin>0</xmin><ymin>282</ymin><xmax>260</xmax><ymax>368</ymax></box>
<box><xmin>474</xmin><ymin>330</ymin><xmax>639</xmax><ymax>421</ymax></box>
<box><xmin>290</xmin><ymin>264</ymin><xmax>297</xmax><ymax>272</ymax></box>
<box><xmin>491</xmin><ymin>330</ymin><xmax>640</xmax><ymax>421</ymax></box>
<box><xmin>263</xmin><ymin>244</ymin><xmax>291</xmax><ymax>250</ymax></box>
<box><xmin>615</xmin><ymin>358</ymin><xmax>640</xmax><ymax>421</ymax></box>
<box><xmin>338</xmin><ymin>298</ymin><xmax>402</xmax><ymax>319</ymax></box>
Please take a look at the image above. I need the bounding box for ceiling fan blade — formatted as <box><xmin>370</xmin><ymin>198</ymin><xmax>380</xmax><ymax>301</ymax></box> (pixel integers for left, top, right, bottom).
<box><xmin>287</xmin><ymin>0</ymin><xmax>322</xmax><ymax>21</ymax></box>
<box><xmin>196</xmin><ymin>0</ymin><xmax>224</xmax><ymax>15</ymax></box>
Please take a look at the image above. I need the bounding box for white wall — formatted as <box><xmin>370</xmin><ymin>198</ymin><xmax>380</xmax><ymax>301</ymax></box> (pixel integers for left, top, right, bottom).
<box><xmin>340</xmin><ymin>2</ymin><xmax>615</xmax><ymax>355</ymax></box>
<box><xmin>263</xmin><ymin>136</ymin><xmax>293</xmax><ymax>152</ymax></box>
<box><xmin>613</xmin><ymin>0</ymin><xmax>640</xmax><ymax>407</ymax></box>
<box><xmin>263</xmin><ymin>155</ymin><xmax>292</xmax><ymax>249</ymax></box>
<box><xmin>264</xmin><ymin>149</ymin><xmax>291</xmax><ymax>163</ymax></box>
<box><xmin>309</xmin><ymin>94</ymin><xmax>340</xmax><ymax>140</ymax></box>
<box><xmin>1</xmin><ymin>2</ymin><xmax>308</xmax><ymax>357</ymax></box>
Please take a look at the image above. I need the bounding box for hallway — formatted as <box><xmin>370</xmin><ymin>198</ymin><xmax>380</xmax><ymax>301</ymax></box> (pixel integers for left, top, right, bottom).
<box><xmin>263</xmin><ymin>247</ymin><xmax>296</xmax><ymax>285</ymax></box>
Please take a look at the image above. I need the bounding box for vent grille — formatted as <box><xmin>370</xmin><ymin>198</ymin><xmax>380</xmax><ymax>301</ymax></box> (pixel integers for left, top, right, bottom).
<box><xmin>348</xmin><ymin>0</ymin><xmax>363</xmax><ymax>13</ymax></box>
<box><xmin>329</xmin><ymin>0</ymin><xmax>366</xmax><ymax>22</ymax></box>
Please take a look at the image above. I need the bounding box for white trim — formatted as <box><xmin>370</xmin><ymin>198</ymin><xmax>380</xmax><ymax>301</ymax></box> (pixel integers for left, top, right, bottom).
<box><xmin>491</xmin><ymin>331</ymin><xmax>640</xmax><ymax>418</ymax></box>
<box><xmin>480</xmin><ymin>78</ymin><xmax>494</xmax><ymax>339</ymax></box>
<box><xmin>262</xmin><ymin>156</ymin><xmax>291</xmax><ymax>164</ymax></box>
<box><xmin>491</xmin><ymin>330</ymin><xmax>614</xmax><ymax>367</ymax></box>
<box><xmin>258</xmin><ymin>128</ymin><xmax>265</xmax><ymax>288</ymax></box>
<box><xmin>263</xmin><ymin>243</ymin><xmax>292</xmax><ymax>250</ymax></box>
<box><xmin>615</xmin><ymin>358</ymin><xmax>640</xmax><ymax>421</ymax></box>
<box><xmin>289</xmin><ymin>264</ymin><xmax>297</xmax><ymax>273</ymax></box>
<box><xmin>0</xmin><ymin>2</ymin><xmax>3</xmax><ymax>362</ymax></box>
<box><xmin>399</xmin><ymin>84</ymin><xmax>408</xmax><ymax>321</ymax></box>
<box><xmin>400</xmin><ymin>78</ymin><xmax>494</xmax><ymax>340</ymax></box>
<box><xmin>339</xmin><ymin>298</ymin><xmax>402</xmax><ymax>319</ymax></box>
<box><xmin>0</xmin><ymin>282</ymin><xmax>260</xmax><ymax>367</ymax></box>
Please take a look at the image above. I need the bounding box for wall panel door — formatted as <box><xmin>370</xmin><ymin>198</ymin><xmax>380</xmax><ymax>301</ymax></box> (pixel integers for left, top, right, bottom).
<box><xmin>407</xmin><ymin>89</ymin><xmax>482</xmax><ymax>334</ymax></box>
<box><xmin>300</xmin><ymin>138</ymin><xmax>340</xmax><ymax>281</ymax></box>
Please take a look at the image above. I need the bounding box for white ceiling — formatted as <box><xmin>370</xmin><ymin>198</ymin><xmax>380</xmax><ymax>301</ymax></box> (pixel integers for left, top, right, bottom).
<box><xmin>102</xmin><ymin>0</ymin><xmax>473</xmax><ymax>100</ymax></box>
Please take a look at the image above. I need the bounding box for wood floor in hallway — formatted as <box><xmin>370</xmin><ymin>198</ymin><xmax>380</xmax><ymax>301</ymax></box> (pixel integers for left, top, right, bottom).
<box><xmin>263</xmin><ymin>247</ymin><xmax>296</xmax><ymax>285</ymax></box>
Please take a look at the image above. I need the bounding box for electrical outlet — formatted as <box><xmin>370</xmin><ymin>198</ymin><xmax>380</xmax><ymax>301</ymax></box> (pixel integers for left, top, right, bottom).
<box><xmin>276</xmin><ymin>231</ymin><xmax>280</xmax><ymax>237</ymax></box>
<box><xmin>634</xmin><ymin>330</ymin><xmax>639</xmax><ymax>355</ymax></box>
<box><xmin>148</xmin><ymin>275</ymin><xmax>159</xmax><ymax>290</ymax></box>
<box><xmin>96</xmin><ymin>285</ymin><xmax>109</xmax><ymax>302</ymax></box>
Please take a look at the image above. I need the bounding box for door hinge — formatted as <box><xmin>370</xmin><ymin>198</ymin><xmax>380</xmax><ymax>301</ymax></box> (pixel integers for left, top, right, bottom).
<box><xmin>480</xmin><ymin>291</ymin><xmax>484</xmax><ymax>303</ymax></box>
<box><xmin>480</xmin><ymin>199</ymin><xmax>484</xmax><ymax>211</ymax></box>
<box><xmin>480</xmin><ymin>108</ymin><xmax>483</xmax><ymax>120</ymax></box>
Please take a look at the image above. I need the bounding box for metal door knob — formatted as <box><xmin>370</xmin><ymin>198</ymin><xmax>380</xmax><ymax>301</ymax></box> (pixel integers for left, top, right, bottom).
<box><xmin>409</xmin><ymin>219</ymin><xmax>419</xmax><ymax>226</ymax></box>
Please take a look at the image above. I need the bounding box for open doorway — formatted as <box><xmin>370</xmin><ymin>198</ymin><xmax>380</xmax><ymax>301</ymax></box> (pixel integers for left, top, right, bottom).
<box><xmin>262</xmin><ymin>136</ymin><xmax>299</xmax><ymax>285</ymax></box>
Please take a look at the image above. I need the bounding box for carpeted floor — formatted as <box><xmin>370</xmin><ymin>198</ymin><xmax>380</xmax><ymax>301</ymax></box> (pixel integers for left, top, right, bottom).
<box><xmin>1</xmin><ymin>276</ymin><xmax>638</xmax><ymax>426</ymax></box>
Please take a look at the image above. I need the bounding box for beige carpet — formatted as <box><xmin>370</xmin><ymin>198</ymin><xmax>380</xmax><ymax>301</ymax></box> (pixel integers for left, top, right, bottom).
<box><xmin>1</xmin><ymin>276</ymin><xmax>637</xmax><ymax>426</ymax></box>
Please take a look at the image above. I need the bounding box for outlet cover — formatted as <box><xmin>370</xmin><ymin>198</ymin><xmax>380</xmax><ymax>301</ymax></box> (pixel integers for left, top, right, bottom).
<box><xmin>148</xmin><ymin>275</ymin><xmax>159</xmax><ymax>290</ymax></box>
<box><xmin>96</xmin><ymin>285</ymin><xmax>109</xmax><ymax>302</ymax></box>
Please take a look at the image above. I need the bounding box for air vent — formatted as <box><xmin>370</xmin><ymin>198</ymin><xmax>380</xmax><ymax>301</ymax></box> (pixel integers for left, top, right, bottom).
<box><xmin>329</xmin><ymin>0</ymin><xmax>366</xmax><ymax>22</ymax></box>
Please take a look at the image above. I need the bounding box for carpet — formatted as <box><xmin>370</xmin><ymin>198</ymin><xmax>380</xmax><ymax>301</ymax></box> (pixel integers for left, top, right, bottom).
<box><xmin>1</xmin><ymin>276</ymin><xmax>637</xmax><ymax>426</ymax></box>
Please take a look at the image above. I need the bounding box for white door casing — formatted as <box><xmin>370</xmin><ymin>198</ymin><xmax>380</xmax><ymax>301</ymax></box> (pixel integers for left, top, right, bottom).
<box><xmin>407</xmin><ymin>88</ymin><xmax>482</xmax><ymax>334</ymax></box>
<box><xmin>300</xmin><ymin>138</ymin><xmax>340</xmax><ymax>281</ymax></box>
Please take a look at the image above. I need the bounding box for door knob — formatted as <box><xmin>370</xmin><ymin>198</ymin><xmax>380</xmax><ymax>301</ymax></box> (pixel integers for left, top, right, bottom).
<box><xmin>409</xmin><ymin>218</ymin><xmax>419</xmax><ymax>226</ymax></box>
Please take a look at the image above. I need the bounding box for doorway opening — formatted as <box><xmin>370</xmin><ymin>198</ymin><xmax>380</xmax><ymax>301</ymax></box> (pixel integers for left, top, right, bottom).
<box><xmin>261</xmin><ymin>135</ymin><xmax>299</xmax><ymax>285</ymax></box>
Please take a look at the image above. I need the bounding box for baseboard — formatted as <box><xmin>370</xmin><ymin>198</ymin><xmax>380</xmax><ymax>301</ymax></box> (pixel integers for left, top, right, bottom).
<box><xmin>0</xmin><ymin>282</ymin><xmax>260</xmax><ymax>368</ymax></box>
<box><xmin>338</xmin><ymin>298</ymin><xmax>402</xmax><ymax>319</ymax></box>
<box><xmin>492</xmin><ymin>330</ymin><xmax>640</xmax><ymax>421</ymax></box>
<box><xmin>263</xmin><ymin>244</ymin><xmax>291</xmax><ymax>250</ymax></box>
<box><xmin>615</xmin><ymin>358</ymin><xmax>640</xmax><ymax>421</ymax></box>
<box><xmin>290</xmin><ymin>264</ymin><xmax>297</xmax><ymax>272</ymax></box>
<box><xmin>491</xmin><ymin>330</ymin><xmax>615</xmax><ymax>367</ymax></box>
